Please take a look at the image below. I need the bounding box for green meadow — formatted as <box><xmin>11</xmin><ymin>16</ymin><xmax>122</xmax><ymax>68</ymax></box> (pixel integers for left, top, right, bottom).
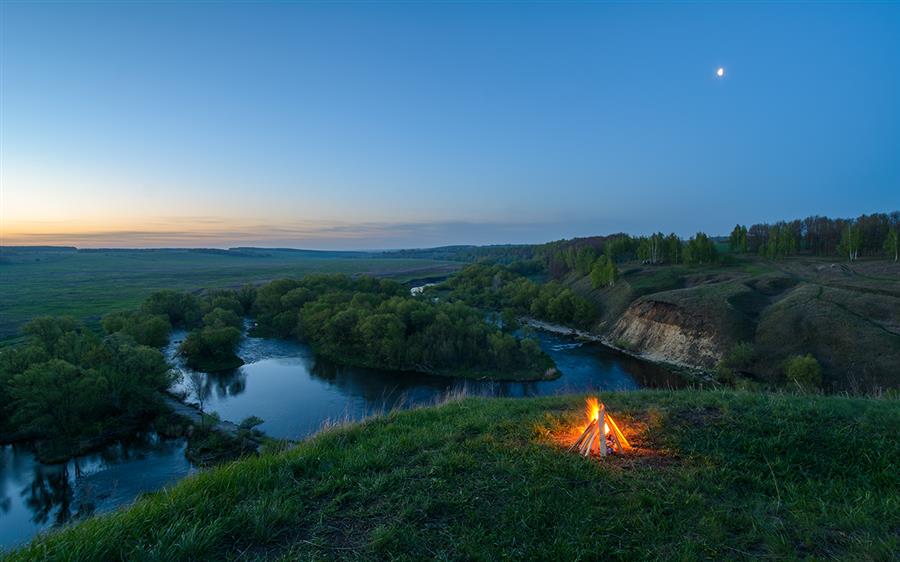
<box><xmin>0</xmin><ymin>247</ymin><xmax>457</xmax><ymax>342</ymax></box>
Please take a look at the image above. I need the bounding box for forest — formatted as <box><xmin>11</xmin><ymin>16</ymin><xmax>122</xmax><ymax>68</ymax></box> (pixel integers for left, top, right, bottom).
<box><xmin>498</xmin><ymin>211</ymin><xmax>900</xmax><ymax>279</ymax></box>
<box><xmin>444</xmin><ymin>264</ymin><xmax>597</xmax><ymax>328</ymax></box>
<box><xmin>251</xmin><ymin>274</ymin><xmax>553</xmax><ymax>378</ymax></box>
<box><xmin>0</xmin><ymin>317</ymin><xmax>173</xmax><ymax>461</ymax></box>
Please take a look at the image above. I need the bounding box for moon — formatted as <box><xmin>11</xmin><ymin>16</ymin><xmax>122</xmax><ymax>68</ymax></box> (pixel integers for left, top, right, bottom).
<box><xmin>716</xmin><ymin>67</ymin><xmax>725</xmax><ymax>78</ymax></box>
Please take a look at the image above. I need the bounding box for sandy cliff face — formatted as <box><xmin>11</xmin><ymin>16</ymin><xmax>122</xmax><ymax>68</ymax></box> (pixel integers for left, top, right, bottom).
<box><xmin>608</xmin><ymin>299</ymin><xmax>725</xmax><ymax>369</ymax></box>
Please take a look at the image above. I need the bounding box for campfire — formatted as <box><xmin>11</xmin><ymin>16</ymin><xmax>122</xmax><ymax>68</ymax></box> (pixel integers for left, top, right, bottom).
<box><xmin>570</xmin><ymin>397</ymin><xmax>630</xmax><ymax>458</ymax></box>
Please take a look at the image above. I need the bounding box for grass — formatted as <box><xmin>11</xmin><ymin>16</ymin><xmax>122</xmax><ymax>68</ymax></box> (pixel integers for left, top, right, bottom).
<box><xmin>0</xmin><ymin>248</ymin><xmax>458</xmax><ymax>341</ymax></box>
<box><xmin>562</xmin><ymin>256</ymin><xmax>900</xmax><ymax>391</ymax></box>
<box><xmin>6</xmin><ymin>390</ymin><xmax>898</xmax><ymax>560</ymax></box>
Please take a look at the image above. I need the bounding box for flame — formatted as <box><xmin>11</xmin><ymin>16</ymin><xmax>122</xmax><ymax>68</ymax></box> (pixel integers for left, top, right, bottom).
<box><xmin>585</xmin><ymin>397</ymin><xmax>599</xmax><ymax>423</ymax></box>
<box><xmin>584</xmin><ymin>397</ymin><xmax>610</xmax><ymax>435</ymax></box>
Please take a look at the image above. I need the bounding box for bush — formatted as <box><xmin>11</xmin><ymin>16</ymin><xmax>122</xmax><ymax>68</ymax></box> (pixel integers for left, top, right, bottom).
<box><xmin>785</xmin><ymin>354</ymin><xmax>823</xmax><ymax>389</ymax></box>
<box><xmin>714</xmin><ymin>342</ymin><xmax>757</xmax><ymax>384</ymax></box>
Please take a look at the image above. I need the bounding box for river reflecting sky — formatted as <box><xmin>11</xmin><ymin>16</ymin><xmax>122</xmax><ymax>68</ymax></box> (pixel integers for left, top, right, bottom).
<box><xmin>170</xmin><ymin>328</ymin><xmax>682</xmax><ymax>440</ymax></box>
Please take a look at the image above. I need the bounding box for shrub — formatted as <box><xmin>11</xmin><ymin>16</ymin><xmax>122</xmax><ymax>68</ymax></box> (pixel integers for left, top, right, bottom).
<box><xmin>715</xmin><ymin>342</ymin><xmax>758</xmax><ymax>384</ymax></box>
<box><xmin>785</xmin><ymin>354</ymin><xmax>823</xmax><ymax>389</ymax></box>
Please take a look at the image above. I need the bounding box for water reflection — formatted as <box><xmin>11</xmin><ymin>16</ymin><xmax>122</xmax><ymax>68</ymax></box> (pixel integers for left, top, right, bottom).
<box><xmin>170</xmin><ymin>328</ymin><xmax>682</xmax><ymax>441</ymax></box>
<box><xmin>0</xmin><ymin>434</ymin><xmax>191</xmax><ymax>551</ymax></box>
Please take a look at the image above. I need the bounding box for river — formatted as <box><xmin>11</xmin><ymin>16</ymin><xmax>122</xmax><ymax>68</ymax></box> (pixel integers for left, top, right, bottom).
<box><xmin>0</xmin><ymin>324</ymin><xmax>680</xmax><ymax>550</ymax></box>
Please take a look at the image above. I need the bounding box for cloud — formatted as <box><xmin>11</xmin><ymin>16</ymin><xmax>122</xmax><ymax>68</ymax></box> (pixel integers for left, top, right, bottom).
<box><xmin>1</xmin><ymin>218</ymin><xmax>591</xmax><ymax>250</ymax></box>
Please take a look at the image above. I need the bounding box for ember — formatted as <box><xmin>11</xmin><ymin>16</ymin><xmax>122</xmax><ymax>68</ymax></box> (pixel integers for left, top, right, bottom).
<box><xmin>570</xmin><ymin>397</ymin><xmax>630</xmax><ymax>458</ymax></box>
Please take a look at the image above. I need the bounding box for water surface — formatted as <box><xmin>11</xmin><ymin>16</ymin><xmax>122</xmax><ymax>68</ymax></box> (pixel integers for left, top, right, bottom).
<box><xmin>2</xmin><ymin>324</ymin><xmax>679</xmax><ymax>550</ymax></box>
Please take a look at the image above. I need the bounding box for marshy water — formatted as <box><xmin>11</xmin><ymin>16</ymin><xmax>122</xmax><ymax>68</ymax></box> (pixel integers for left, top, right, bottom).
<box><xmin>0</xmin><ymin>323</ymin><xmax>680</xmax><ymax>550</ymax></box>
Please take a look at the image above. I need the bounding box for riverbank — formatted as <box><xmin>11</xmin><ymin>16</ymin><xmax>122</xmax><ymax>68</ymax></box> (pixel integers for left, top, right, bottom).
<box><xmin>521</xmin><ymin>317</ymin><xmax>714</xmax><ymax>384</ymax></box>
<box><xmin>8</xmin><ymin>390</ymin><xmax>898</xmax><ymax>560</ymax></box>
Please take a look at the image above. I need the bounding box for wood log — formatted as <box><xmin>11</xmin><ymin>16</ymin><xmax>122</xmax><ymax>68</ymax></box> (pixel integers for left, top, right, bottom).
<box><xmin>606</xmin><ymin>414</ymin><xmax>631</xmax><ymax>450</ymax></box>
<box><xmin>579</xmin><ymin>422</ymin><xmax>597</xmax><ymax>456</ymax></box>
<box><xmin>569</xmin><ymin>424</ymin><xmax>592</xmax><ymax>452</ymax></box>
<box><xmin>599</xmin><ymin>407</ymin><xmax>608</xmax><ymax>457</ymax></box>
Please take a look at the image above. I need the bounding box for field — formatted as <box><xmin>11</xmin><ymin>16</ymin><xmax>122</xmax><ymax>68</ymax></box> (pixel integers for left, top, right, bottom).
<box><xmin>0</xmin><ymin>247</ymin><xmax>458</xmax><ymax>342</ymax></box>
<box><xmin>6</xmin><ymin>390</ymin><xmax>897</xmax><ymax>560</ymax></box>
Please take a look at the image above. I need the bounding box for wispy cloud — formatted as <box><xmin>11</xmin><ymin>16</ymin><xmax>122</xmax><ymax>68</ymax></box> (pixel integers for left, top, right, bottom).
<box><xmin>1</xmin><ymin>218</ymin><xmax>589</xmax><ymax>250</ymax></box>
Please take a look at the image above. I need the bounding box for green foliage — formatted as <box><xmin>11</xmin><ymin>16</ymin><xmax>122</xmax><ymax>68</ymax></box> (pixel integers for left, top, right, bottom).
<box><xmin>636</xmin><ymin>233</ymin><xmax>669</xmax><ymax>264</ymax></box>
<box><xmin>202</xmin><ymin>307</ymin><xmax>243</xmax><ymax>330</ymax></box>
<box><xmin>683</xmin><ymin>232</ymin><xmax>718</xmax><ymax>265</ymax></box>
<box><xmin>714</xmin><ymin>342</ymin><xmax>756</xmax><ymax>383</ymax></box>
<box><xmin>179</xmin><ymin>326</ymin><xmax>243</xmax><ymax>371</ymax></box>
<box><xmin>447</xmin><ymin>264</ymin><xmax>596</xmax><ymax>329</ymax></box>
<box><xmin>102</xmin><ymin>311</ymin><xmax>172</xmax><ymax>347</ymax></box>
<box><xmin>573</xmin><ymin>246</ymin><xmax>597</xmax><ymax>275</ymax></box>
<box><xmin>729</xmin><ymin>224</ymin><xmax>749</xmax><ymax>253</ymax></box>
<box><xmin>141</xmin><ymin>290</ymin><xmax>205</xmax><ymax>329</ymax></box>
<box><xmin>500</xmin><ymin>308</ymin><xmax>520</xmax><ymax>333</ymax></box>
<box><xmin>603</xmin><ymin>235</ymin><xmax>639</xmax><ymax>263</ymax></box>
<box><xmin>589</xmin><ymin>255</ymin><xmax>618</xmax><ymax>289</ymax></box>
<box><xmin>784</xmin><ymin>354</ymin><xmax>823</xmax><ymax>389</ymax></box>
<box><xmin>10</xmin><ymin>391</ymin><xmax>898</xmax><ymax>560</ymax></box>
<box><xmin>0</xmin><ymin>317</ymin><xmax>172</xmax><ymax>455</ymax></box>
<box><xmin>0</xmin><ymin>247</ymin><xmax>455</xmax><ymax>341</ymax></box>
<box><xmin>721</xmin><ymin>342</ymin><xmax>755</xmax><ymax>371</ymax></box>
<box><xmin>884</xmin><ymin>228</ymin><xmax>899</xmax><ymax>261</ymax></box>
<box><xmin>252</xmin><ymin>273</ymin><xmax>555</xmax><ymax>379</ymax></box>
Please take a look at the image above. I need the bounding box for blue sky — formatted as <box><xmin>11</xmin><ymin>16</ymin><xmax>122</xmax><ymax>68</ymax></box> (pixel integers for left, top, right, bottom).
<box><xmin>2</xmin><ymin>2</ymin><xmax>898</xmax><ymax>249</ymax></box>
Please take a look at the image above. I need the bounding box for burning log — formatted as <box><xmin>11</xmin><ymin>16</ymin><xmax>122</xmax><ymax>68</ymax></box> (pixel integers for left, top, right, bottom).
<box><xmin>569</xmin><ymin>397</ymin><xmax>631</xmax><ymax>458</ymax></box>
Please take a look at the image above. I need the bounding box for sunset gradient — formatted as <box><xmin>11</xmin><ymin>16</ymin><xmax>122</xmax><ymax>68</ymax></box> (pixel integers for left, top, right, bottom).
<box><xmin>2</xmin><ymin>2</ymin><xmax>899</xmax><ymax>248</ymax></box>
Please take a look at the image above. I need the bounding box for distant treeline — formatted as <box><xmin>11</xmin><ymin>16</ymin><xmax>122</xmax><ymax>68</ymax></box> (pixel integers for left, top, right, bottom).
<box><xmin>728</xmin><ymin>212</ymin><xmax>899</xmax><ymax>260</ymax></box>
<box><xmin>380</xmin><ymin>244</ymin><xmax>538</xmax><ymax>263</ymax></box>
<box><xmin>391</xmin><ymin>211</ymin><xmax>899</xmax><ymax>281</ymax></box>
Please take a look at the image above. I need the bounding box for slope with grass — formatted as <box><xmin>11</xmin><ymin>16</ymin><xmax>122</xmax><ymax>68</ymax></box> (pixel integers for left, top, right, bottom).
<box><xmin>7</xmin><ymin>391</ymin><xmax>897</xmax><ymax>560</ymax></box>
<box><xmin>564</xmin><ymin>257</ymin><xmax>900</xmax><ymax>390</ymax></box>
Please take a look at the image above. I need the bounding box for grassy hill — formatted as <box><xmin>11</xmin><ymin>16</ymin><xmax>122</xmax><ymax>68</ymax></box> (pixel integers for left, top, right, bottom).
<box><xmin>7</xmin><ymin>390</ymin><xmax>897</xmax><ymax>560</ymax></box>
<box><xmin>563</xmin><ymin>257</ymin><xmax>900</xmax><ymax>391</ymax></box>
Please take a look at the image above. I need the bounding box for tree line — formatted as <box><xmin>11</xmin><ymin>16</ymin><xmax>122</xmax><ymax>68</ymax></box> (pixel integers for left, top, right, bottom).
<box><xmin>540</xmin><ymin>231</ymin><xmax>719</xmax><ymax>280</ymax></box>
<box><xmin>730</xmin><ymin>212</ymin><xmax>899</xmax><ymax>260</ymax></box>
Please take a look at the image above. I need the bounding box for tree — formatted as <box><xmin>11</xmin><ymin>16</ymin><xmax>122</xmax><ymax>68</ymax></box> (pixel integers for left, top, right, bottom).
<box><xmin>684</xmin><ymin>232</ymin><xmax>718</xmax><ymax>265</ymax></box>
<box><xmin>186</xmin><ymin>371</ymin><xmax>207</xmax><ymax>413</ymax></box>
<box><xmin>884</xmin><ymin>228</ymin><xmax>899</xmax><ymax>262</ymax></box>
<box><xmin>179</xmin><ymin>326</ymin><xmax>243</xmax><ymax>371</ymax></box>
<box><xmin>638</xmin><ymin>233</ymin><xmax>666</xmax><ymax>264</ymax></box>
<box><xmin>500</xmin><ymin>308</ymin><xmax>520</xmax><ymax>333</ymax></box>
<box><xmin>729</xmin><ymin>225</ymin><xmax>748</xmax><ymax>253</ymax></box>
<box><xmin>574</xmin><ymin>247</ymin><xmax>597</xmax><ymax>275</ymax></box>
<box><xmin>202</xmin><ymin>307</ymin><xmax>242</xmax><ymax>330</ymax></box>
<box><xmin>142</xmin><ymin>290</ymin><xmax>204</xmax><ymax>328</ymax></box>
<box><xmin>837</xmin><ymin>222</ymin><xmax>862</xmax><ymax>261</ymax></box>
<box><xmin>9</xmin><ymin>360</ymin><xmax>107</xmax><ymax>441</ymax></box>
<box><xmin>102</xmin><ymin>311</ymin><xmax>171</xmax><ymax>348</ymax></box>
<box><xmin>590</xmin><ymin>256</ymin><xmax>618</xmax><ymax>288</ymax></box>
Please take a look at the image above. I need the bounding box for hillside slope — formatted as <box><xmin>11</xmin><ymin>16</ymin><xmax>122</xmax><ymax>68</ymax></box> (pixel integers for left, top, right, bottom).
<box><xmin>7</xmin><ymin>391</ymin><xmax>898</xmax><ymax>561</ymax></box>
<box><xmin>567</xmin><ymin>258</ymin><xmax>900</xmax><ymax>390</ymax></box>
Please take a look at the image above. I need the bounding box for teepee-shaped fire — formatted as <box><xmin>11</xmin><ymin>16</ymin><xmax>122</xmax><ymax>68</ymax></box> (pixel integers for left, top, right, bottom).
<box><xmin>570</xmin><ymin>397</ymin><xmax>630</xmax><ymax>458</ymax></box>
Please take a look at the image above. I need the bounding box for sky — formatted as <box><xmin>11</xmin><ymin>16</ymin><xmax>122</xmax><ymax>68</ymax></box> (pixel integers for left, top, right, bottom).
<box><xmin>1</xmin><ymin>2</ymin><xmax>898</xmax><ymax>249</ymax></box>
